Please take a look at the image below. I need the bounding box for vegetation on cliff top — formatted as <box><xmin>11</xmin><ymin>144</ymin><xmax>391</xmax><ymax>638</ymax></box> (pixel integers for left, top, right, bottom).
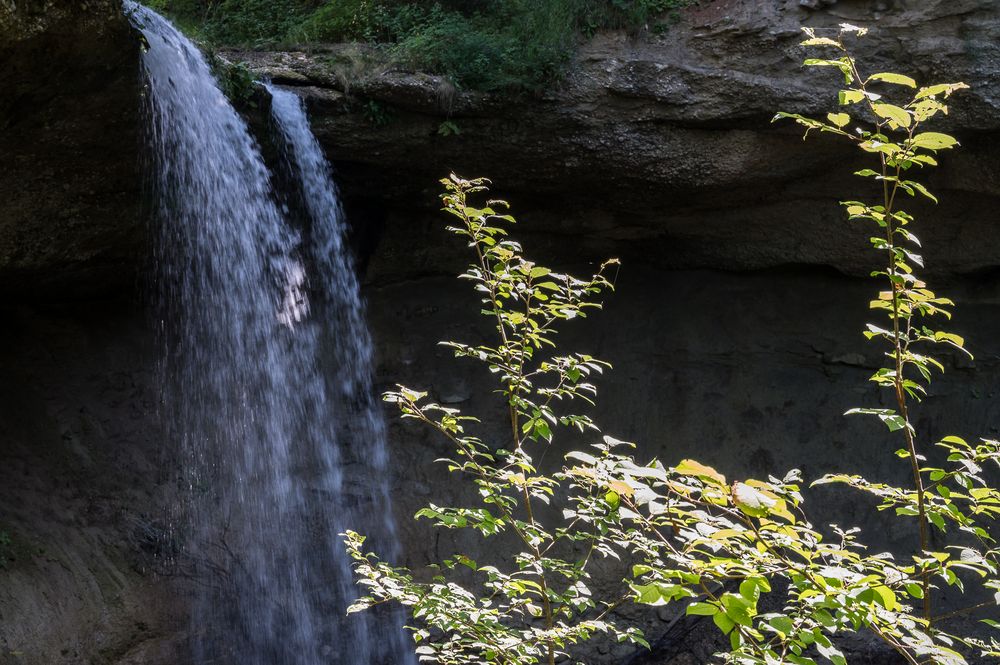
<box><xmin>145</xmin><ymin>0</ymin><xmax>695</xmax><ymax>90</ymax></box>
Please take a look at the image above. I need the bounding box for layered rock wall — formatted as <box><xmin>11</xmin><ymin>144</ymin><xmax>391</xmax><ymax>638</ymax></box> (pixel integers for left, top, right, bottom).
<box><xmin>240</xmin><ymin>0</ymin><xmax>1000</xmax><ymax>281</ymax></box>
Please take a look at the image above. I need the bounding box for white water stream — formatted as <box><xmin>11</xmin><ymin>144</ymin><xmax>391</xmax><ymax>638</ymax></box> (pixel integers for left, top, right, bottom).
<box><xmin>129</xmin><ymin>4</ymin><xmax>412</xmax><ymax>662</ymax></box>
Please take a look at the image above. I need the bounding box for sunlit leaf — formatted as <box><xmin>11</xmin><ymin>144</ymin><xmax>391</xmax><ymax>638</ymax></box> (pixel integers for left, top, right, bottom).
<box><xmin>910</xmin><ymin>132</ymin><xmax>959</xmax><ymax>150</ymax></box>
<box><xmin>867</xmin><ymin>72</ymin><xmax>917</xmax><ymax>88</ymax></box>
<box><xmin>675</xmin><ymin>459</ymin><xmax>727</xmax><ymax>486</ymax></box>
<box><xmin>872</xmin><ymin>102</ymin><xmax>911</xmax><ymax>128</ymax></box>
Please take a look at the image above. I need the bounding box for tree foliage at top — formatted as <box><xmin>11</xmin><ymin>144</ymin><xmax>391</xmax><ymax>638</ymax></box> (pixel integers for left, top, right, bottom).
<box><xmin>145</xmin><ymin>0</ymin><xmax>695</xmax><ymax>91</ymax></box>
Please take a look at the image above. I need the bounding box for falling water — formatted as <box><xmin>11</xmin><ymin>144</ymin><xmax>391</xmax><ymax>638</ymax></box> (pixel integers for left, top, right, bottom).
<box><xmin>128</xmin><ymin>3</ymin><xmax>411</xmax><ymax>663</ymax></box>
<box><xmin>266</xmin><ymin>83</ymin><xmax>415</xmax><ymax>665</ymax></box>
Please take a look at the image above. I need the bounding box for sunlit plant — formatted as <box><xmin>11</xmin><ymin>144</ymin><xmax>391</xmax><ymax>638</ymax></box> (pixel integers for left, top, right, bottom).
<box><xmin>345</xmin><ymin>25</ymin><xmax>1000</xmax><ymax>665</ymax></box>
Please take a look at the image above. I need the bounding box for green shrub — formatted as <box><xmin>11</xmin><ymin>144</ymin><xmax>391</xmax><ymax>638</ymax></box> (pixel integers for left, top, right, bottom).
<box><xmin>201</xmin><ymin>0</ymin><xmax>313</xmax><ymax>47</ymax></box>
<box><xmin>211</xmin><ymin>57</ymin><xmax>259</xmax><ymax>106</ymax></box>
<box><xmin>287</xmin><ymin>0</ymin><xmax>383</xmax><ymax>43</ymax></box>
<box><xmin>344</xmin><ymin>28</ymin><xmax>1000</xmax><ymax>665</ymax></box>
<box><xmin>148</xmin><ymin>0</ymin><xmax>698</xmax><ymax>91</ymax></box>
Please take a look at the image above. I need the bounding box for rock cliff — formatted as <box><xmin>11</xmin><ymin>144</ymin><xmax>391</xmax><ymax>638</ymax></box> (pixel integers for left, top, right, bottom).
<box><xmin>3</xmin><ymin>0</ymin><xmax>1000</xmax><ymax>296</ymax></box>
<box><xmin>1</xmin><ymin>5</ymin><xmax>179</xmax><ymax>665</ymax></box>
<box><xmin>236</xmin><ymin>0</ymin><xmax>1000</xmax><ymax>282</ymax></box>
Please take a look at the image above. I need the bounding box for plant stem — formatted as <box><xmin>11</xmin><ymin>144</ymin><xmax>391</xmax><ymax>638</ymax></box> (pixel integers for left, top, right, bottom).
<box><xmin>463</xmin><ymin>198</ymin><xmax>556</xmax><ymax>664</ymax></box>
<box><xmin>849</xmin><ymin>47</ymin><xmax>933</xmax><ymax>620</ymax></box>
<box><xmin>879</xmin><ymin>148</ymin><xmax>931</xmax><ymax>621</ymax></box>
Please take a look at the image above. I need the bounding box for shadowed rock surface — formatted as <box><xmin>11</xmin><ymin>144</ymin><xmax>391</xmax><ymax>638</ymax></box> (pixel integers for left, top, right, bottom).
<box><xmin>0</xmin><ymin>302</ymin><xmax>187</xmax><ymax>665</ymax></box>
<box><xmin>0</xmin><ymin>0</ymin><xmax>142</xmax><ymax>300</ymax></box>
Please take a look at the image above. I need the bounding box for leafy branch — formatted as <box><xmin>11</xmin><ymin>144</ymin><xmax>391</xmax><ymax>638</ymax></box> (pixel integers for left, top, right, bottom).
<box><xmin>776</xmin><ymin>23</ymin><xmax>1000</xmax><ymax>640</ymax></box>
<box><xmin>344</xmin><ymin>26</ymin><xmax>1000</xmax><ymax>665</ymax></box>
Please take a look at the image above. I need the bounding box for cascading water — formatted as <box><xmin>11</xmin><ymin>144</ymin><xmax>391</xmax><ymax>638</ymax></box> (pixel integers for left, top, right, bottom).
<box><xmin>128</xmin><ymin>4</ymin><xmax>412</xmax><ymax>663</ymax></box>
<box><xmin>266</xmin><ymin>83</ymin><xmax>415</xmax><ymax>665</ymax></box>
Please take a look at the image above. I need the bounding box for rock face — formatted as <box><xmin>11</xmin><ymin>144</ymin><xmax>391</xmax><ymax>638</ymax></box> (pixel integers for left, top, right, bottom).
<box><xmin>0</xmin><ymin>303</ymin><xmax>187</xmax><ymax>665</ymax></box>
<box><xmin>3</xmin><ymin>0</ymin><xmax>1000</xmax><ymax>292</ymax></box>
<box><xmin>237</xmin><ymin>0</ymin><xmax>1000</xmax><ymax>281</ymax></box>
<box><xmin>247</xmin><ymin>2</ymin><xmax>1000</xmax><ymax>660</ymax></box>
<box><xmin>0</xmin><ymin>5</ymin><xmax>180</xmax><ymax>664</ymax></box>
<box><xmin>0</xmin><ymin>0</ymin><xmax>142</xmax><ymax>300</ymax></box>
<box><xmin>367</xmin><ymin>266</ymin><xmax>1000</xmax><ymax>664</ymax></box>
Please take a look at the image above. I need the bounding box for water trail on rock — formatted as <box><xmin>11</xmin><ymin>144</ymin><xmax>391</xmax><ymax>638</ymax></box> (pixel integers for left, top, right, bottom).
<box><xmin>128</xmin><ymin>3</ymin><xmax>411</xmax><ymax>663</ymax></box>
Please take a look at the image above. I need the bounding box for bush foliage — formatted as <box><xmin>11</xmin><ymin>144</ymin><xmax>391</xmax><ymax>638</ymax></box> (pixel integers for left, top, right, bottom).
<box><xmin>145</xmin><ymin>0</ymin><xmax>695</xmax><ymax>90</ymax></box>
<box><xmin>344</xmin><ymin>26</ymin><xmax>1000</xmax><ymax>665</ymax></box>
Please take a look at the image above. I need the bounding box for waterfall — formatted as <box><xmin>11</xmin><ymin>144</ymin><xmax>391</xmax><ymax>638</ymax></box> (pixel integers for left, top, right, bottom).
<box><xmin>266</xmin><ymin>82</ymin><xmax>415</xmax><ymax>664</ymax></box>
<box><xmin>128</xmin><ymin>4</ymin><xmax>412</xmax><ymax>663</ymax></box>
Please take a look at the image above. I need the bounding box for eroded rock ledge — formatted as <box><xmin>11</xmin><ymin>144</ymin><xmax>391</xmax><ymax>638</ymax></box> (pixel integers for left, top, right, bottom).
<box><xmin>2</xmin><ymin>1</ymin><xmax>1000</xmax><ymax>297</ymax></box>
<box><xmin>234</xmin><ymin>0</ymin><xmax>1000</xmax><ymax>283</ymax></box>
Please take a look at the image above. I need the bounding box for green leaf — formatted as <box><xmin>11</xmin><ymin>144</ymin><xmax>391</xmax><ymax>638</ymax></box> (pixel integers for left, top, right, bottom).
<box><xmin>867</xmin><ymin>72</ymin><xmax>917</xmax><ymax>88</ymax></box>
<box><xmin>633</xmin><ymin>583</ymin><xmax>665</xmax><ymax>606</ymax></box>
<box><xmin>817</xmin><ymin>642</ymin><xmax>847</xmax><ymax>665</ymax></box>
<box><xmin>675</xmin><ymin>459</ymin><xmax>727</xmax><ymax>486</ymax></box>
<box><xmin>533</xmin><ymin>419</ymin><xmax>552</xmax><ymax>441</ymax></box>
<box><xmin>910</xmin><ymin>132</ymin><xmax>959</xmax><ymax>150</ymax></box>
<box><xmin>633</xmin><ymin>583</ymin><xmax>693</xmax><ymax>606</ymax></box>
<box><xmin>803</xmin><ymin>58</ymin><xmax>853</xmax><ymax>84</ymax></box>
<box><xmin>838</xmin><ymin>89</ymin><xmax>865</xmax><ymax>105</ymax></box>
<box><xmin>872</xmin><ymin>102</ymin><xmax>911</xmax><ymax>128</ymax></box>
<box><xmin>740</xmin><ymin>579</ymin><xmax>762</xmax><ymax>602</ymax></box>
<box><xmin>914</xmin><ymin>82</ymin><xmax>969</xmax><ymax>99</ymax></box>
<box><xmin>565</xmin><ymin>450</ymin><xmax>597</xmax><ymax>465</ymax></box>
<box><xmin>687</xmin><ymin>602</ymin><xmax>719</xmax><ymax>616</ymax></box>
<box><xmin>769</xmin><ymin>615</ymin><xmax>794</xmax><ymax>636</ymax></box>
<box><xmin>934</xmin><ymin>331</ymin><xmax>965</xmax><ymax>347</ymax></box>
<box><xmin>732</xmin><ymin>481</ymin><xmax>777</xmax><ymax>518</ymax></box>
<box><xmin>827</xmin><ymin>112</ymin><xmax>850</xmax><ymax>128</ymax></box>
<box><xmin>713</xmin><ymin>611</ymin><xmax>736</xmax><ymax>634</ymax></box>
<box><xmin>632</xmin><ymin>564</ymin><xmax>654</xmax><ymax>578</ymax></box>
<box><xmin>873</xmin><ymin>586</ymin><xmax>898</xmax><ymax>611</ymax></box>
<box><xmin>929</xmin><ymin>512</ymin><xmax>946</xmax><ymax>531</ymax></box>
<box><xmin>844</xmin><ymin>407</ymin><xmax>907</xmax><ymax>432</ymax></box>
<box><xmin>904</xmin><ymin>180</ymin><xmax>938</xmax><ymax>203</ymax></box>
<box><xmin>721</xmin><ymin>594</ymin><xmax>754</xmax><ymax>627</ymax></box>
